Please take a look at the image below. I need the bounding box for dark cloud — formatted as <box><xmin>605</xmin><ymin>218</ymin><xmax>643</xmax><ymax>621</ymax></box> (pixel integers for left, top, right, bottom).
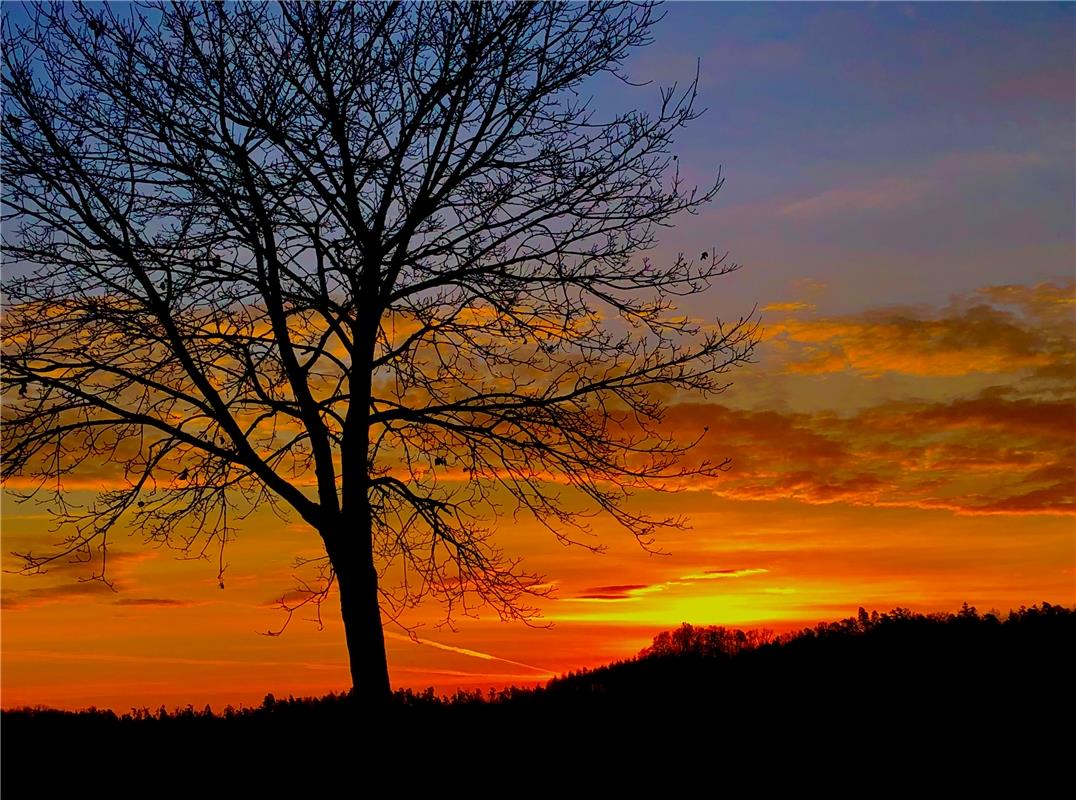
<box><xmin>1</xmin><ymin>549</ymin><xmax>155</xmax><ymax>610</ymax></box>
<box><xmin>702</xmin><ymin>568</ymin><xmax>769</xmax><ymax>577</ymax></box>
<box><xmin>113</xmin><ymin>598</ymin><xmax>190</xmax><ymax>607</ymax></box>
<box><xmin>1</xmin><ymin>580</ymin><xmax>115</xmax><ymax>610</ymax></box>
<box><xmin>964</xmin><ymin>482</ymin><xmax>1076</xmax><ymax>516</ymax></box>
<box><xmin>576</xmin><ymin>584</ymin><xmax>650</xmax><ymax>600</ymax></box>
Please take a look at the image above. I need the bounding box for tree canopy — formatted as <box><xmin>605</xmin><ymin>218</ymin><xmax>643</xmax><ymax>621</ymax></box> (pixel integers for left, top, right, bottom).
<box><xmin>2</xmin><ymin>1</ymin><xmax>757</xmax><ymax>701</ymax></box>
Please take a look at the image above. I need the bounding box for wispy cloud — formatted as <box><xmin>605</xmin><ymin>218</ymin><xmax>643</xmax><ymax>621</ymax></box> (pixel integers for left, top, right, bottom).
<box><xmin>1</xmin><ymin>550</ymin><xmax>157</xmax><ymax>610</ymax></box>
<box><xmin>762</xmin><ymin>301</ymin><xmax>815</xmax><ymax>313</ymax></box>
<box><xmin>681</xmin><ymin>568</ymin><xmax>770</xmax><ymax>580</ymax></box>
<box><xmin>777</xmin><ymin>149</ymin><xmax>1050</xmax><ymax>222</ymax></box>
<box><xmin>1</xmin><ymin>581</ymin><xmax>115</xmax><ymax>610</ymax></box>
<box><xmin>576</xmin><ymin>584</ymin><xmax>651</xmax><ymax>600</ymax></box>
<box><xmin>574</xmin><ymin>568</ymin><xmax>771</xmax><ymax>602</ymax></box>
<box><xmin>113</xmin><ymin>598</ymin><xmax>191</xmax><ymax>608</ymax></box>
<box><xmin>779</xmin><ymin>177</ymin><xmax>931</xmax><ymax>220</ymax></box>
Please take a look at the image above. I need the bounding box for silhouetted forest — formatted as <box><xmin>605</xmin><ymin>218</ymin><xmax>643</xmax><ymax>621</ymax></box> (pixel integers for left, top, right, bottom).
<box><xmin>4</xmin><ymin>603</ymin><xmax>1073</xmax><ymax>786</ymax></box>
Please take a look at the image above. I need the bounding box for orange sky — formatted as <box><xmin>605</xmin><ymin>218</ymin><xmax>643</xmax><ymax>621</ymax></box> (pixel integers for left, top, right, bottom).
<box><xmin>3</xmin><ymin>280</ymin><xmax>1073</xmax><ymax>712</ymax></box>
<box><xmin>3</xmin><ymin>3</ymin><xmax>1075</xmax><ymax>713</ymax></box>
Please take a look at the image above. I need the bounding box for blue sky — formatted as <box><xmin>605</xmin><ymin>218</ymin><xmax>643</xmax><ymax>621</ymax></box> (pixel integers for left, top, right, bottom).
<box><xmin>596</xmin><ymin>2</ymin><xmax>1074</xmax><ymax>316</ymax></box>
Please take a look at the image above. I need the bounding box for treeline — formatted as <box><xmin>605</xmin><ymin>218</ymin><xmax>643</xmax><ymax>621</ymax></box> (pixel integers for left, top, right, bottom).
<box><xmin>4</xmin><ymin>601</ymin><xmax>1072</xmax><ymax>721</ymax></box>
<box><xmin>2</xmin><ymin>601</ymin><xmax>1072</xmax><ymax>782</ymax></box>
<box><xmin>534</xmin><ymin>600</ymin><xmax>1074</xmax><ymax>706</ymax></box>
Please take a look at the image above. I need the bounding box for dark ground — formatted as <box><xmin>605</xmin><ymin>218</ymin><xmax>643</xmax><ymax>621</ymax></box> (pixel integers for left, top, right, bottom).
<box><xmin>3</xmin><ymin>602</ymin><xmax>1073</xmax><ymax>791</ymax></box>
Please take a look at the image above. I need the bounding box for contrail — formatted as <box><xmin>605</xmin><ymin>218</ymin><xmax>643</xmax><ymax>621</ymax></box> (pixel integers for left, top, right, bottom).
<box><xmin>385</xmin><ymin>631</ymin><xmax>554</xmax><ymax>676</ymax></box>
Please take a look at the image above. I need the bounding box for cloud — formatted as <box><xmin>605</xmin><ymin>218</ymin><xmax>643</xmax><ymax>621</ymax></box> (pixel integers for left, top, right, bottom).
<box><xmin>968</xmin><ymin>485</ymin><xmax>1074</xmax><ymax>515</ymax></box>
<box><xmin>764</xmin><ymin>281</ymin><xmax>1073</xmax><ymax>378</ymax></box>
<box><xmin>664</xmin><ymin>390</ymin><xmax>1075</xmax><ymax>516</ymax></box>
<box><xmin>576</xmin><ymin>584</ymin><xmax>650</xmax><ymax>600</ymax></box>
<box><xmin>1</xmin><ymin>549</ymin><xmax>156</xmax><ymax>610</ymax></box>
<box><xmin>574</xmin><ymin>568</ymin><xmax>771</xmax><ymax>601</ymax></box>
<box><xmin>113</xmin><ymin>598</ymin><xmax>191</xmax><ymax>607</ymax></box>
<box><xmin>681</xmin><ymin>568</ymin><xmax>770</xmax><ymax>580</ymax></box>
<box><xmin>2</xmin><ymin>547</ymin><xmax>152</xmax><ymax>579</ymax></box>
<box><xmin>57</xmin><ymin>549</ymin><xmax>147</xmax><ymax>573</ymax></box>
<box><xmin>976</xmin><ymin>282</ymin><xmax>1076</xmax><ymax>323</ymax></box>
<box><xmin>776</xmin><ymin>148</ymin><xmax>1051</xmax><ymax>223</ymax></box>
<box><xmin>779</xmin><ymin>177</ymin><xmax>931</xmax><ymax>220</ymax></box>
<box><xmin>663</xmin><ymin>277</ymin><xmax>1076</xmax><ymax>516</ymax></box>
<box><xmin>911</xmin><ymin>396</ymin><xmax>1075</xmax><ymax>438</ymax></box>
<box><xmin>1</xmin><ymin>580</ymin><xmax>116</xmax><ymax>610</ymax></box>
<box><xmin>762</xmin><ymin>302</ymin><xmax>815</xmax><ymax>313</ymax></box>
<box><xmin>6</xmin><ymin>282</ymin><xmax>1071</xmax><ymax>527</ymax></box>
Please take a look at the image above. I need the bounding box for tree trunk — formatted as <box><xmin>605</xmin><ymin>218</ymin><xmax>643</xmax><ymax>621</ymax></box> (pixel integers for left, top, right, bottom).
<box><xmin>334</xmin><ymin>294</ymin><xmax>389</xmax><ymax>703</ymax></box>
<box><xmin>328</xmin><ymin>517</ymin><xmax>391</xmax><ymax>705</ymax></box>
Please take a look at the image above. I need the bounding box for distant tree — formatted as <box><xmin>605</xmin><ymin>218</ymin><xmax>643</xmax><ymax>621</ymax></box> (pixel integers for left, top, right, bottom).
<box><xmin>2</xmin><ymin>2</ymin><xmax>756</xmax><ymax>702</ymax></box>
<box><xmin>957</xmin><ymin>602</ymin><xmax>979</xmax><ymax>620</ymax></box>
<box><xmin>640</xmin><ymin>623</ymin><xmax>771</xmax><ymax>658</ymax></box>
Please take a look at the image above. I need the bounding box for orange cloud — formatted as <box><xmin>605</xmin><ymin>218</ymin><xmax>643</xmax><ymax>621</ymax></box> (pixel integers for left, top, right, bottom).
<box><xmin>762</xmin><ymin>302</ymin><xmax>815</xmax><ymax>313</ymax></box>
<box><xmin>4</xmin><ymin>280</ymin><xmax>1073</xmax><ymax>712</ymax></box>
<box><xmin>763</xmin><ymin>281</ymin><xmax>1073</xmax><ymax>378</ymax></box>
<box><xmin>977</xmin><ymin>282</ymin><xmax>1075</xmax><ymax>320</ymax></box>
<box><xmin>573</xmin><ymin>567</ymin><xmax>771</xmax><ymax>601</ymax></box>
<box><xmin>659</xmin><ymin>392</ymin><xmax>1074</xmax><ymax>516</ymax></box>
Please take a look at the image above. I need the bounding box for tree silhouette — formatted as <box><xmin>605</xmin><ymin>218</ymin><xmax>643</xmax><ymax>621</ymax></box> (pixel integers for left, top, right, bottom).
<box><xmin>2</xmin><ymin>2</ymin><xmax>757</xmax><ymax>703</ymax></box>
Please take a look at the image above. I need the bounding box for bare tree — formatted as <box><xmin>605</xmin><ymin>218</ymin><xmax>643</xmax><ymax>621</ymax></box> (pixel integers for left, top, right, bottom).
<box><xmin>1</xmin><ymin>1</ymin><xmax>757</xmax><ymax>703</ymax></box>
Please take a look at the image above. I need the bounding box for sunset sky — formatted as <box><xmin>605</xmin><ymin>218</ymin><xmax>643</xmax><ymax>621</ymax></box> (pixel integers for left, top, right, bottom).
<box><xmin>3</xmin><ymin>2</ymin><xmax>1074</xmax><ymax>712</ymax></box>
